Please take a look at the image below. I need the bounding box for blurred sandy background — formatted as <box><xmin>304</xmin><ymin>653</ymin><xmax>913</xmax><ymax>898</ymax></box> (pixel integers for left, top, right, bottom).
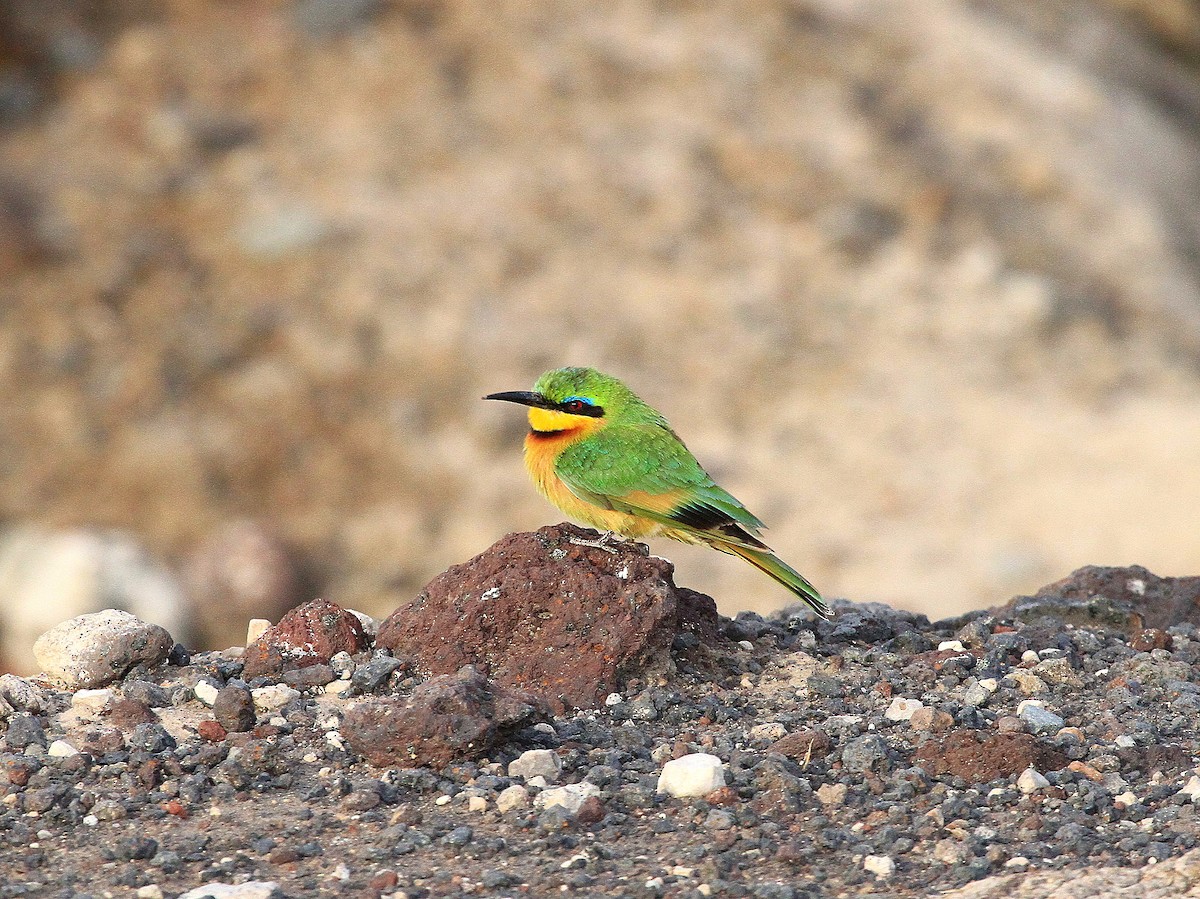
<box><xmin>2</xmin><ymin>0</ymin><xmax>1200</xmax><ymax>669</ymax></box>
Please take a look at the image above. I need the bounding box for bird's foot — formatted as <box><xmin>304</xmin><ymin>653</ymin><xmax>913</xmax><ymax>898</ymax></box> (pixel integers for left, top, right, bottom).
<box><xmin>568</xmin><ymin>531</ymin><xmax>622</xmax><ymax>553</ymax></box>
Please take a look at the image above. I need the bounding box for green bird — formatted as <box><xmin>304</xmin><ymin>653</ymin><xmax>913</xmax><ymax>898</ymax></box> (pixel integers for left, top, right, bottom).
<box><xmin>485</xmin><ymin>366</ymin><xmax>828</xmax><ymax>618</ymax></box>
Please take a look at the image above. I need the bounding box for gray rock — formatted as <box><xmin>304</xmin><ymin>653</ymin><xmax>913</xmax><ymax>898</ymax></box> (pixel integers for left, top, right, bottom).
<box><xmin>1018</xmin><ymin>703</ymin><xmax>1065</xmax><ymax>735</ymax></box>
<box><xmin>508</xmin><ymin>748</ymin><xmax>562</xmax><ymax>783</ymax></box>
<box><xmin>177</xmin><ymin>883</ymin><xmax>283</xmax><ymax>899</ymax></box>
<box><xmin>842</xmin><ymin>734</ymin><xmax>891</xmax><ymax>773</ymax></box>
<box><xmin>33</xmin><ymin>609</ymin><xmax>174</xmax><ymax>689</ymax></box>
<box><xmin>213</xmin><ymin>684</ymin><xmax>257</xmax><ymax>733</ymax></box>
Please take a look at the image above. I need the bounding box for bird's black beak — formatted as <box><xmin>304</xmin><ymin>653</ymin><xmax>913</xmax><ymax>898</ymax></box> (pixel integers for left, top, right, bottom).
<box><xmin>483</xmin><ymin>390</ymin><xmax>558</xmax><ymax>410</ymax></box>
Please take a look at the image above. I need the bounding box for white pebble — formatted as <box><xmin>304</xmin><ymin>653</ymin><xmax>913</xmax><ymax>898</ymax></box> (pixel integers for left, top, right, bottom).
<box><xmin>468</xmin><ymin>795</ymin><xmax>488</xmax><ymax>812</ymax></box>
<box><xmin>47</xmin><ymin>740</ymin><xmax>78</xmax><ymax>758</ymax></box>
<box><xmin>71</xmin><ymin>688</ymin><xmax>114</xmax><ymax>713</ymax></box>
<box><xmin>508</xmin><ymin>748</ymin><xmax>562</xmax><ymax>783</ymax></box>
<box><xmin>657</xmin><ymin>753</ymin><xmax>725</xmax><ymax>798</ymax></box>
<box><xmin>251</xmin><ymin>684</ymin><xmax>300</xmax><ymax>711</ymax></box>
<box><xmin>535</xmin><ymin>782</ymin><xmax>599</xmax><ymax>815</ymax></box>
<box><xmin>136</xmin><ymin>887</ymin><xmax>164</xmax><ymax>899</ymax></box>
<box><xmin>1017</xmin><ymin>767</ymin><xmax>1050</xmax><ymax>794</ymax></box>
<box><xmin>245</xmin><ymin>618</ymin><xmax>271</xmax><ymax>646</ymax></box>
<box><xmin>323</xmin><ymin>680</ymin><xmax>353</xmax><ymax>697</ymax></box>
<box><xmin>1021</xmin><ymin>650</ymin><xmax>1041</xmax><ymax>664</ymax></box>
<box><xmin>884</xmin><ymin>697</ymin><xmax>923</xmax><ymax>722</ymax></box>
<box><xmin>605</xmin><ymin>692</ymin><xmax>623</xmax><ymax>706</ymax></box>
<box><xmin>496</xmin><ymin>785</ymin><xmax>531</xmax><ymax>813</ymax></box>
<box><xmin>937</xmin><ymin>641</ymin><xmax>965</xmax><ymax>652</ymax></box>
<box><xmin>863</xmin><ymin>855</ymin><xmax>895</xmax><ymax>877</ymax></box>
<box><xmin>193</xmin><ymin>680</ymin><xmax>220</xmax><ymax>707</ymax></box>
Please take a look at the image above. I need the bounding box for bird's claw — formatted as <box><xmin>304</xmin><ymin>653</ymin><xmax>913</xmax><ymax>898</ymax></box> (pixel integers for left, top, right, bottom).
<box><xmin>568</xmin><ymin>531</ymin><xmax>621</xmax><ymax>553</ymax></box>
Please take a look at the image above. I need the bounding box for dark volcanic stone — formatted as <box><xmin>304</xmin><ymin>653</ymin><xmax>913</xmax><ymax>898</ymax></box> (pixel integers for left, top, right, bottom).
<box><xmin>339</xmin><ymin>665</ymin><xmax>544</xmax><ymax>768</ymax></box>
<box><xmin>995</xmin><ymin>565</ymin><xmax>1200</xmax><ymax>633</ymax></box>
<box><xmin>242</xmin><ymin>597</ymin><xmax>368</xmax><ymax>679</ymax></box>
<box><xmin>108</xmin><ymin>698</ymin><xmax>158</xmax><ymax>728</ymax></box>
<box><xmin>213</xmin><ymin>685</ymin><xmax>257</xmax><ymax>733</ymax></box>
<box><xmin>376</xmin><ymin>523</ymin><xmax>720</xmax><ymax>712</ymax></box>
<box><xmin>913</xmin><ymin>730</ymin><xmax>1069</xmax><ymax>783</ymax></box>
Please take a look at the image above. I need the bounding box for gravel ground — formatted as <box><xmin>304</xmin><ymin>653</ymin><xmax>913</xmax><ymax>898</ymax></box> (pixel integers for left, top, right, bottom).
<box><xmin>3</xmin><ymin>568</ymin><xmax>1200</xmax><ymax>899</ymax></box>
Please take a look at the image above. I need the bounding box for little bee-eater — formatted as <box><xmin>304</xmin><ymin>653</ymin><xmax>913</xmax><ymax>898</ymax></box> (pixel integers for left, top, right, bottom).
<box><xmin>486</xmin><ymin>366</ymin><xmax>829</xmax><ymax>618</ymax></box>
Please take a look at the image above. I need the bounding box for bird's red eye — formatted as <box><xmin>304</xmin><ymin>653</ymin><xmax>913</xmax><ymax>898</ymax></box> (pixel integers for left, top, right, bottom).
<box><xmin>565</xmin><ymin>400</ymin><xmax>584</xmax><ymax>412</ymax></box>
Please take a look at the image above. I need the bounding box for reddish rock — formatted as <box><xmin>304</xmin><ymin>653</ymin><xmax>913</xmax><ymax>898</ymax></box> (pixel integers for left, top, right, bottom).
<box><xmin>1131</xmin><ymin>628</ymin><xmax>1173</xmax><ymax>652</ymax></box>
<box><xmin>576</xmin><ymin>795</ymin><xmax>606</xmax><ymax>824</ymax></box>
<box><xmin>769</xmin><ymin>728</ymin><xmax>834</xmax><ymax>762</ymax></box>
<box><xmin>913</xmin><ymin>730</ymin><xmax>1069</xmax><ymax>783</ymax></box>
<box><xmin>376</xmin><ymin>524</ymin><xmax>721</xmax><ymax>712</ymax></box>
<box><xmin>162</xmin><ymin>799</ymin><xmax>189</xmax><ymax>818</ymax></box>
<box><xmin>242</xmin><ymin>597</ymin><xmax>367</xmax><ymax>679</ymax></box>
<box><xmin>197</xmin><ymin>720</ymin><xmax>227</xmax><ymax>742</ymax></box>
<box><xmin>994</xmin><ymin>565</ymin><xmax>1200</xmax><ymax>633</ymax></box>
<box><xmin>705</xmin><ymin>786</ymin><xmax>739</xmax><ymax>806</ymax></box>
<box><xmin>339</xmin><ymin>665</ymin><xmax>543</xmax><ymax>768</ymax></box>
<box><xmin>107</xmin><ymin>698</ymin><xmax>157</xmax><ymax>728</ymax></box>
<box><xmin>369</xmin><ymin>870</ymin><xmax>400</xmax><ymax>891</ymax></box>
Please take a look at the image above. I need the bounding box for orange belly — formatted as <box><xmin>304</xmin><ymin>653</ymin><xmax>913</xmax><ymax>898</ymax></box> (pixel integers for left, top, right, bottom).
<box><xmin>522</xmin><ymin>430</ymin><xmax>660</xmax><ymax>538</ymax></box>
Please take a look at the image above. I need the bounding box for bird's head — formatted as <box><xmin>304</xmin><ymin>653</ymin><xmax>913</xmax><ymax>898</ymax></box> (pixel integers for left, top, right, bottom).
<box><xmin>485</xmin><ymin>367</ymin><xmax>642</xmax><ymax>434</ymax></box>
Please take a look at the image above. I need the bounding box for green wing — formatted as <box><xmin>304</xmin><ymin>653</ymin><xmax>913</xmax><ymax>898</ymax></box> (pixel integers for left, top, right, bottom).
<box><xmin>556</xmin><ymin>424</ymin><xmax>768</xmax><ymax>548</ymax></box>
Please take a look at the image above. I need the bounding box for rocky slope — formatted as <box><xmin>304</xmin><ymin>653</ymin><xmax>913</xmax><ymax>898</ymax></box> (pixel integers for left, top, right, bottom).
<box><xmin>3</xmin><ymin>0</ymin><xmax>1200</xmax><ymax>657</ymax></box>
<box><xmin>2</xmin><ymin>526</ymin><xmax>1199</xmax><ymax>898</ymax></box>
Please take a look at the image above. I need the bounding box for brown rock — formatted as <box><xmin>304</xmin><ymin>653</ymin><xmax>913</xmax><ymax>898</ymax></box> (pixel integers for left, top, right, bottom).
<box><xmin>995</xmin><ymin>565</ymin><xmax>1200</xmax><ymax>633</ymax></box>
<box><xmin>213</xmin><ymin>684</ymin><xmax>257</xmax><ymax>733</ymax></box>
<box><xmin>769</xmin><ymin>728</ymin><xmax>833</xmax><ymax>762</ymax></box>
<box><xmin>376</xmin><ymin>524</ymin><xmax>720</xmax><ymax>713</ymax></box>
<box><xmin>912</xmin><ymin>730</ymin><xmax>1069</xmax><ymax>783</ymax></box>
<box><xmin>575</xmin><ymin>795</ymin><xmax>606</xmax><ymax>824</ymax></box>
<box><xmin>242</xmin><ymin>597</ymin><xmax>368</xmax><ymax>679</ymax></box>
<box><xmin>339</xmin><ymin>665</ymin><xmax>543</xmax><ymax>768</ymax></box>
<box><xmin>909</xmin><ymin>707</ymin><xmax>955</xmax><ymax>733</ymax></box>
<box><xmin>107</xmin><ymin>698</ymin><xmax>157</xmax><ymax>728</ymax></box>
<box><xmin>1131</xmin><ymin>627</ymin><xmax>1173</xmax><ymax>652</ymax></box>
<box><xmin>197</xmin><ymin>720</ymin><xmax>227</xmax><ymax>743</ymax></box>
<box><xmin>705</xmin><ymin>786</ymin><xmax>739</xmax><ymax>806</ymax></box>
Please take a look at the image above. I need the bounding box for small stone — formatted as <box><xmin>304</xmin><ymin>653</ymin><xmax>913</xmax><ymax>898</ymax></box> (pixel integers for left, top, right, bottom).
<box><xmin>324</xmin><ymin>679</ymin><xmax>354</xmax><ymax>697</ymax></box>
<box><xmin>246</xmin><ymin>619</ymin><xmax>271</xmax><ymax>646</ymax></box>
<box><xmin>657</xmin><ymin>753</ymin><xmax>726</xmax><ymax>798</ymax></box>
<box><xmin>1018</xmin><ymin>703</ymin><xmax>1065</xmax><ymax>735</ymax></box>
<box><xmin>197</xmin><ymin>720</ymin><xmax>227</xmax><ymax>742</ymax></box>
<box><xmin>350</xmin><ymin>655</ymin><xmax>403</xmax><ymax>692</ymax></box>
<box><xmin>193</xmin><ymin>680</ymin><xmax>221</xmax><ymax>706</ymax></box>
<box><xmin>468</xmin><ymin>795</ymin><xmax>488</xmax><ymax>812</ymax></box>
<box><xmin>1114</xmin><ymin>791</ymin><xmax>1139</xmax><ymax>808</ymax></box>
<box><xmin>339</xmin><ymin>666</ymin><xmax>542</xmax><ymax>768</ymax></box>
<box><xmin>1020</xmin><ymin>650</ymin><xmax>1041</xmax><ymax>664</ymax></box>
<box><xmin>938</xmin><ymin>641</ymin><xmax>966</xmax><ymax>652</ymax></box>
<box><xmin>496</xmin><ymin>785</ymin><xmax>531</xmax><ymax>813</ymax></box>
<box><xmin>1115</xmin><ymin>734</ymin><xmax>1137</xmax><ymax>748</ymax></box>
<box><xmin>242</xmin><ymin>598</ymin><xmax>368</xmax><ymax>680</ymax></box>
<box><xmin>214</xmin><ymin>685</ymin><xmax>257</xmax><ymax>733</ymax></box>
<box><xmin>4</xmin><ymin>714</ymin><xmax>46</xmax><ymax>749</ymax></box>
<box><xmin>842</xmin><ymin>734</ymin><xmax>890</xmax><ymax>772</ymax></box>
<box><xmin>137</xmin><ymin>887</ymin><xmax>165</xmax><ymax>899</ymax></box>
<box><xmin>508</xmin><ymin>749</ymin><xmax>562</xmax><ymax>783</ymax></box>
<box><xmin>815</xmin><ymin>783</ymin><xmax>847</xmax><ymax>808</ymax></box>
<box><xmin>0</xmin><ymin>675</ymin><xmax>44</xmax><ymax>712</ymax></box>
<box><xmin>33</xmin><ymin>609</ymin><xmax>174</xmax><ymax>690</ymax></box>
<box><xmin>251</xmin><ymin>685</ymin><xmax>301</xmax><ymax>712</ymax></box>
<box><xmin>909</xmin><ymin>707</ymin><xmax>954</xmax><ymax>732</ymax></box>
<box><xmin>535</xmin><ymin>782</ymin><xmax>601</xmax><ymax>815</ymax></box>
<box><xmin>1017</xmin><ymin>767</ymin><xmax>1050</xmax><ymax>794</ymax></box>
<box><xmin>47</xmin><ymin>740</ymin><xmax>78</xmax><ymax>758</ymax></box>
<box><xmin>884</xmin><ymin>697</ymin><xmax>923</xmax><ymax>722</ymax></box>
<box><xmin>72</xmin><ymin>688</ymin><xmax>114</xmax><ymax>713</ymax></box>
<box><xmin>863</xmin><ymin>855</ymin><xmax>895</xmax><ymax>877</ymax></box>
<box><xmin>1009</xmin><ymin>671</ymin><xmax>1048</xmax><ymax>695</ymax></box>
<box><xmin>177</xmin><ymin>882</ymin><xmax>283</xmax><ymax>899</ymax></box>
<box><xmin>1179</xmin><ymin>776</ymin><xmax>1200</xmax><ymax>801</ymax></box>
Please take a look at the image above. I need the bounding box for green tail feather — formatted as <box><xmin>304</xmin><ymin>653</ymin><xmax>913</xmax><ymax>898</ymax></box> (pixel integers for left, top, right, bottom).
<box><xmin>725</xmin><ymin>544</ymin><xmax>829</xmax><ymax>619</ymax></box>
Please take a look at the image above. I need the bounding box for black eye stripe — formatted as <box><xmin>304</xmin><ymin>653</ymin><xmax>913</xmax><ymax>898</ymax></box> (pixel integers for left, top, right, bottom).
<box><xmin>558</xmin><ymin>399</ymin><xmax>604</xmax><ymax>417</ymax></box>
